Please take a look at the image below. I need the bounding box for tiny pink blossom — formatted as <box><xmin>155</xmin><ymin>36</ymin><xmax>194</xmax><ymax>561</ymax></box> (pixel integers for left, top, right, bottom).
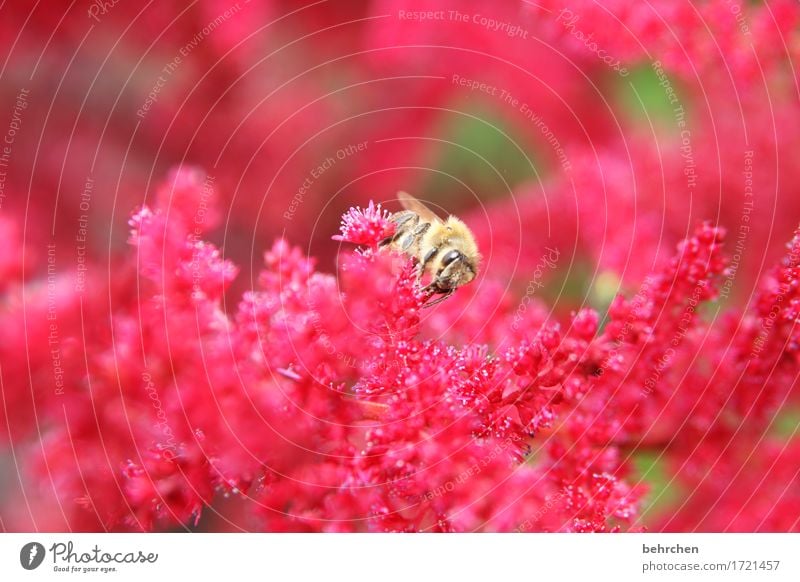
<box><xmin>332</xmin><ymin>201</ymin><xmax>395</xmax><ymax>248</ymax></box>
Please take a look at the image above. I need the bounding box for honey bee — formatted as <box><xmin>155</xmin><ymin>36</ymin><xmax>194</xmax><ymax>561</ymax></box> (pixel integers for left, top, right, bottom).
<box><xmin>380</xmin><ymin>192</ymin><xmax>480</xmax><ymax>305</ymax></box>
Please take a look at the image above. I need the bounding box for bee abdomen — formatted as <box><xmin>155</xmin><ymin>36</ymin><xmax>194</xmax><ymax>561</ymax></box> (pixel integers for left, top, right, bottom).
<box><xmin>380</xmin><ymin>211</ymin><xmax>418</xmax><ymax>247</ymax></box>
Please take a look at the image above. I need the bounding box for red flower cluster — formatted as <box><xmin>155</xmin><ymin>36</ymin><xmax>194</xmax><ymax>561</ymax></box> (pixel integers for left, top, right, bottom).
<box><xmin>2</xmin><ymin>0</ymin><xmax>800</xmax><ymax>534</ymax></box>
<box><xmin>2</xmin><ymin>169</ymin><xmax>797</xmax><ymax>532</ymax></box>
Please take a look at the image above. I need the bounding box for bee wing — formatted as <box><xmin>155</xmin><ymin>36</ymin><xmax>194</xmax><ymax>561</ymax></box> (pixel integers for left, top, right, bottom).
<box><xmin>397</xmin><ymin>191</ymin><xmax>442</xmax><ymax>224</ymax></box>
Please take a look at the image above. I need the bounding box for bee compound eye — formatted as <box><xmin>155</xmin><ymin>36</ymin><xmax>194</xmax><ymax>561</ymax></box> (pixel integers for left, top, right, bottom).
<box><xmin>441</xmin><ymin>250</ymin><xmax>462</xmax><ymax>267</ymax></box>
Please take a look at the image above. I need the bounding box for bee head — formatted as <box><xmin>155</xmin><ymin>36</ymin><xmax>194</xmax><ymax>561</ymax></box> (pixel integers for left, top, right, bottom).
<box><xmin>434</xmin><ymin>249</ymin><xmax>476</xmax><ymax>291</ymax></box>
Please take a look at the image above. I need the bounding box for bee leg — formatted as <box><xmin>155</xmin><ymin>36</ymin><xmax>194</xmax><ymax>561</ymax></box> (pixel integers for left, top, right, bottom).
<box><xmin>416</xmin><ymin>246</ymin><xmax>438</xmax><ymax>280</ymax></box>
<box><xmin>423</xmin><ymin>289</ymin><xmax>453</xmax><ymax>308</ymax></box>
<box><xmin>421</xmin><ymin>245</ymin><xmax>438</xmax><ymax>269</ymax></box>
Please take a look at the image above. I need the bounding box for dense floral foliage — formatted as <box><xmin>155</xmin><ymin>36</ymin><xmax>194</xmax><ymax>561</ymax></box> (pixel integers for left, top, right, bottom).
<box><xmin>1</xmin><ymin>0</ymin><xmax>799</xmax><ymax>532</ymax></box>
<box><xmin>1</xmin><ymin>171</ymin><xmax>797</xmax><ymax>532</ymax></box>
